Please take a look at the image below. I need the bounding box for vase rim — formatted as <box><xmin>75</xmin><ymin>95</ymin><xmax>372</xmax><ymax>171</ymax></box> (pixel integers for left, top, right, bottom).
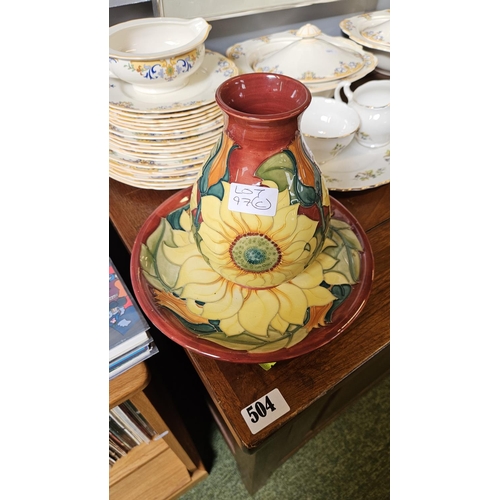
<box><xmin>215</xmin><ymin>72</ymin><xmax>312</xmax><ymax>121</ymax></box>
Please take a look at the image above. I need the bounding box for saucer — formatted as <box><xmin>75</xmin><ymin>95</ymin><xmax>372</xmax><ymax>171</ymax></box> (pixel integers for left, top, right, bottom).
<box><xmin>109</xmin><ymin>51</ymin><xmax>239</xmax><ymax>113</ymax></box>
<box><xmin>320</xmin><ymin>140</ymin><xmax>390</xmax><ymax>192</ymax></box>
<box><xmin>130</xmin><ymin>188</ymin><xmax>374</xmax><ymax>363</ymax></box>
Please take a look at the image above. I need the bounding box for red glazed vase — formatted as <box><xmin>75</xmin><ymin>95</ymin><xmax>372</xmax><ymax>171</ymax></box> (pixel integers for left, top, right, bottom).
<box><xmin>189</xmin><ymin>73</ymin><xmax>332</xmax><ymax>289</ymax></box>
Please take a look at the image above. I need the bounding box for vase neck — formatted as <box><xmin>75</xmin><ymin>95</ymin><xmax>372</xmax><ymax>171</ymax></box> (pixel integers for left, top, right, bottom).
<box><xmin>224</xmin><ymin>114</ymin><xmax>300</xmax><ymax>149</ymax></box>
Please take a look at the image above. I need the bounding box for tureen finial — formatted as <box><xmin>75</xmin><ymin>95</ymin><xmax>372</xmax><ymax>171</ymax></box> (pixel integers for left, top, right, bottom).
<box><xmin>296</xmin><ymin>24</ymin><xmax>322</xmax><ymax>38</ymax></box>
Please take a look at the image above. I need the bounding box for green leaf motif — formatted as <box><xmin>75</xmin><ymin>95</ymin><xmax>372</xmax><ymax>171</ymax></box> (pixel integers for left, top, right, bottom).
<box><xmin>197</xmin><ymin>140</ymin><xmax>233</xmax><ymax>200</ymax></box>
<box><xmin>141</xmin><ymin>217</ymin><xmax>182</xmax><ymax>291</ymax></box>
<box><xmin>141</xmin><ymin>268</ymin><xmax>166</xmax><ymax>292</ymax></box>
<box><xmin>324</xmin><ymin>221</ymin><xmax>364</xmax><ymax>282</ymax></box>
<box><xmin>170</xmin><ymin>312</ymin><xmax>221</xmax><ymax>334</ymax></box>
<box><xmin>324</xmin><ymin>284</ymin><xmax>352</xmax><ymax>321</ymax></box>
<box><xmin>197</xmin><ymin>134</ymin><xmax>222</xmax><ymax>195</ymax></box>
<box><xmin>207</xmin><ymin>179</ymin><xmax>226</xmax><ymax>200</ymax></box>
<box><xmin>145</xmin><ymin>217</ymin><xmax>169</xmax><ymax>252</ymax></box>
<box><xmin>166</xmin><ymin>206</ymin><xmax>189</xmax><ymax>231</ymax></box>
<box><xmin>294</xmin><ymin>180</ymin><xmax>317</xmax><ymax>207</ymax></box>
<box><xmin>330</xmin><ymin>219</ymin><xmax>363</xmax><ymax>251</ymax></box>
<box><xmin>140</xmin><ymin>244</ymin><xmax>166</xmax><ymax>291</ymax></box>
<box><xmin>294</xmin><ymin>151</ymin><xmax>324</xmax><ymax>208</ymax></box>
<box><xmin>256</xmin><ymin>151</ymin><xmax>296</xmax><ymax>192</ymax></box>
<box><xmin>158</xmin><ymin>241</ymin><xmax>180</xmax><ymax>288</ymax></box>
<box><xmin>139</xmin><ymin>244</ymin><xmax>156</xmax><ymax>277</ymax></box>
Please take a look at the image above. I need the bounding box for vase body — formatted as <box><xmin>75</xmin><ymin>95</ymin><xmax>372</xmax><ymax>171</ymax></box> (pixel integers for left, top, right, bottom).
<box><xmin>190</xmin><ymin>73</ymin><xmax>331</xmax><ymax>289</ymax></box>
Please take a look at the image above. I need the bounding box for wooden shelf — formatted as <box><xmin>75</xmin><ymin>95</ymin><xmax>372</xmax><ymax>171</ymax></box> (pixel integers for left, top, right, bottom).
<box><xmin>110</xmin><ymin>439</ymin><xmax>174</xmax><ymax>487</ymax></box>
<box><xmin>110</xmin><ymin>439</ymin><xmax>191</xmax><ymax>500</ymax></box>
<box><xmin>109</xmin><ymin>361</ymin><xmax>150</xmax><ymax>409</ymax></box>
<box><xmin>109</xmin><ymin>362</ymin><xmax>208</xmax><ymax>499</ymax></box>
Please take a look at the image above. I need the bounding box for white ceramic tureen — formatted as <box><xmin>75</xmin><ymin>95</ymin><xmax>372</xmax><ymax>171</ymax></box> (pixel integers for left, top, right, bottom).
<box><xmin>250</xmin><ymin>24</ymin><xmax>365</xmax><ymax>84</ymax></box>
<box><xmin>226</xmin><ymin>24</ymin><xmax>377</xmax><ymax>97</ymax></box>
<box><xmin>340</xmin><ymin>10</ymin><xmax>390</xmax><ymax>75</ymax></box>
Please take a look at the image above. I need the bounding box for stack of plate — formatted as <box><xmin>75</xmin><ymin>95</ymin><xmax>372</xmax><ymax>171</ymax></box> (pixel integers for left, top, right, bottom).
<box><xmin>340</xmin><ymin>9</ymin><xmax>390</xmax><ymax>76</ymax></box>
<box><xmin>109</xmin><ymin>50</ymin><xmax>239</xmax><ymax>190</ymax></box>
<box><xmin>226</xmin><ymin>24</ymin><xmax>377</xmax><ymax>99</ymax></box>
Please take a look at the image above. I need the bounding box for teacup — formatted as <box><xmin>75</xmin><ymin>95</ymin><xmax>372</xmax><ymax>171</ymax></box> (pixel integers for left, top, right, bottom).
<box><xmin>299</xmin><ymin>97</ymin><xmax>360</xmax><ymax>164</ymax></box>
<box><xmin>334</xmin><ymin>80</ymin><xmax>390</xmax><ymax>148</ymax></box>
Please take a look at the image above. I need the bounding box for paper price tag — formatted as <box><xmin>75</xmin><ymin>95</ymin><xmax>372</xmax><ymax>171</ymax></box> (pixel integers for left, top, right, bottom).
<box><xmin>241</xmin><ymin>388</ymin><xmax>290</xmax><ymax>434</ymax></box>
<box><xmin>228</xmin><ymin>182</ymin><xmax>278</xmax><ymax>217</ymax></box>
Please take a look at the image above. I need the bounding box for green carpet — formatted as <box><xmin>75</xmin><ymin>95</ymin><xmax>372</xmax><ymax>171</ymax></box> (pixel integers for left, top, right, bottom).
<box><xmin>179</xmin><ymin>375</ymin><xmax>390</xmax><ymax>500</ymax></box>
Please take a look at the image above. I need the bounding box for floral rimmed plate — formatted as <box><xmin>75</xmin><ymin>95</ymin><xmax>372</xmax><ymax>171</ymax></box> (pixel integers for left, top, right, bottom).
<box><xmin>109</xmin><ymin>107</ymin><xmax>222</xmax><ymax>131</ymax></box>
<box><xmin>110</xmin><ymin>157</ymin><xmax>204</xmax><ymax>177</ymax></box>
<box><xmin>340</xmin><ymin>10</ymin><xmax>390</xmax><ymax>52</ymax></box>
<box><xmin>109</xmin><ymin>148</ymin><xmax>209</xmax><ymax>168</ymax></box>
<box><xmin>109</xmin><ymin>117</ymin><xmax>224</xmax><ymax>141</ymax></box>
<box><xmin>109</xmin><ymin>135</ymin><xmax>218</xmax><ymax>158</ymax></box>
<box><xmin>130</xmin><ymin>188</ymin><xmax>374</xmax><ymax>363</ymax></box>
<box><xmin>109</xmin><ymin>166</ymin><xmax>199</xmax><ymax>190</ymax></box>
<box><xmin>109</xmin><ymin>126</ymin><xmax>223</xmax><ymax>149</ymax></box>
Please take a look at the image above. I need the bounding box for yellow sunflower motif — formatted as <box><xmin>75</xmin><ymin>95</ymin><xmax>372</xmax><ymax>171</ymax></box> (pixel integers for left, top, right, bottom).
<box><xmin>190</xmin><ymin>181</ymin><xmax>321</xmax><ymax>289</ymax></box>
<box><xmin>140</xmin><ymin>193</ymin><xmax>363</xmax><ymax>350</ymax></box>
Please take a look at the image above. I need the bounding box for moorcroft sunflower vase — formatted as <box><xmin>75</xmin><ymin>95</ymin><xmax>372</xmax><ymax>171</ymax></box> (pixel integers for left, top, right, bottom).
<box><xmin>138</xmin><ymin>73</ymin><xmax>370</xmax><ymax>355</ymax></box>
<box><xmin>191</xmin><ymin>73</ymin><xmax>331</xmax><ymax>287</ymax></box>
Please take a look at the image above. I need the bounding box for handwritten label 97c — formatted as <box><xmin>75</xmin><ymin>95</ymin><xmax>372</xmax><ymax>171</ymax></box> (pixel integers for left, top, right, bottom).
<box><xmin>228</xmin><ymin>182</ymin><xmax>278</xmax><ymax>217</ymax></box>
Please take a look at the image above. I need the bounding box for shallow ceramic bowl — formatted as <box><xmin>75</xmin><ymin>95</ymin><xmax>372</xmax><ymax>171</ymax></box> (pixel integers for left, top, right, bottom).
<box><xmin>130</xmin><ymin>188</ymin><xmax>374</xmax><ymax>363</ymax></box>
<box><xmin>300</xmin><ymin>97</ymin><xmax>360</xmax><ymax>164</ymax></box>
<box><xmin>109</xmin><ymin>17</ymin><xmax>211</xmax><ymax>94</ymax></box>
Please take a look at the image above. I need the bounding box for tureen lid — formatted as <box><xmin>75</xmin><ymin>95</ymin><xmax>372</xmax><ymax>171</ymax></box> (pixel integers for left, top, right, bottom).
<box><xmin>361</xmin><ymin>19</ymin><xmax>390</xmax><ymax>46</ymax></box>
<box><xmin>251</xmin><ymin>24</ymin><xmax>365</xmax><ymax>83</ymax></box>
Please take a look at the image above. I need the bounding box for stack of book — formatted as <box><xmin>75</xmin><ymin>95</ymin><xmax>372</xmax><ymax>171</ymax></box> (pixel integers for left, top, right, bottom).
<box><xmin>109</xmin><ymin>399</ymin><xmax>157</xmax><ymax>467</ymax></box>
<box><xmin>109</xmin><ymin>257</ymin><xmax>158</xmax><ymax>380</ymax></box>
